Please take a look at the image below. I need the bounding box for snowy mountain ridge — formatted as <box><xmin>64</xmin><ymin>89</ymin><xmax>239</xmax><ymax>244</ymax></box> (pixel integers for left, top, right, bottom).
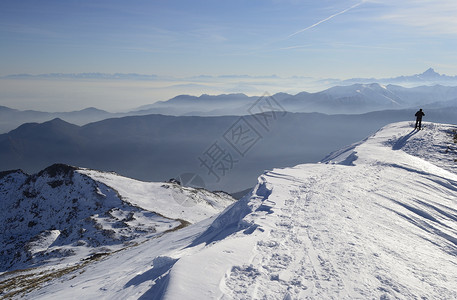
<box><xmin>140</xmin><ymin>83</ymin><xmax>457</xmax><ymax>116</ymax></box>
<box><xmin>3</xmin><ymin>121</ymin><xmax>457</xmax><ymax>299</ymax></box>
<box><xmin>0</xmin><ymin>165</ymin><xmax>234</xmax><ymax>275</ymax></box>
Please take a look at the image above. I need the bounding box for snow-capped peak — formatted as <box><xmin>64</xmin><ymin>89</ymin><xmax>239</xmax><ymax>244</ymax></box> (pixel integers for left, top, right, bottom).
<box><xmin>420</xmin><ymin>67</ymin><xmax>441</xmax><ymax>79</ymax></box>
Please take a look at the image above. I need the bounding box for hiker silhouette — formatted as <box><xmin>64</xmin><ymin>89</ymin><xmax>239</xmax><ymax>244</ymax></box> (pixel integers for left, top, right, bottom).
<box><xmin>414</xmin><ymin>109</ymin><xmax>425</xmax><ymax>130</ymax></box>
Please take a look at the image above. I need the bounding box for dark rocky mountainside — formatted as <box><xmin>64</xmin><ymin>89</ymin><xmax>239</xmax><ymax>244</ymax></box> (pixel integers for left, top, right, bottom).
<box><xmin>0</xmin><ymin>164</ymin><xmax>184</xmax><ymax>271</ymax></box>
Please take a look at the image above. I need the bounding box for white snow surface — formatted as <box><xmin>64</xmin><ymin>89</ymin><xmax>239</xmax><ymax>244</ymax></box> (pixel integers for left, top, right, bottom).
<box><xmin>78</xmin><ymin>169</ymin><xmax>236</xmax><ymax>224</ymax></box>
<box><xmin>21</xmin><ymin>122</ymin><xmax>457</xmax><ymax>299</ymax></box>
<box><xmin>0</xmin><ymin>165</ymin><xmax>235</xmax><ymax>280</ymax></box>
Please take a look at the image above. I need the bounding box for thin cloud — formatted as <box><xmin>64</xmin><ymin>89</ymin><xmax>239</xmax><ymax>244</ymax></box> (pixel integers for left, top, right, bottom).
<box><xmin>288</xmin><ymin>1</ymin><xmax>365</xmax><ymax>38</ymax></box>
<box><xmin>330</xmin><ymin>42</ymin><xmax>402</xmax><ymax>51</ymax></box>
<box><xmin>0</xmin><ymin>22</ymin><xmax>61</xmax><ymax>38</ymax></box>
<box><xmin>279</xmin><ymin>44</ymin><xmax>312</xmax><ymax>50</ymax></box>
<box><xmin>278</xmin><ymin>42</ymin><xmax>401</xmax><ymax>52</ymax></box>
<box><xmin>370</xmin><ymin>0</ymin><xmax>457</xmax><ymax>35</ymax></box>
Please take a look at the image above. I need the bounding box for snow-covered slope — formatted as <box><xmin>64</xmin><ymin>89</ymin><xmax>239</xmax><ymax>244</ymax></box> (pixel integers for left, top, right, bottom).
<box><xmin>79</xmin><ymin>169</ymin><xmax>235</xmax><ymax>224</ymax></box>
<box><xmin>5</xmin><ymin>122</ymin><xmax>457</xmax><ymax>299</ymax></box>
<box><xmin>319</xmin><ymin>83</ymin><xmax>403</xmax><ymax>106</ymax></box>
<box><xmin>0</xmin><ymin>165</ymin><xmax>234</xmax><ymax>275</ymax></box>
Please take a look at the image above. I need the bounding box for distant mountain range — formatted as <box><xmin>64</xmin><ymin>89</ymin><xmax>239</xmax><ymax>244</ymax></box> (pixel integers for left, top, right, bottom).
<box><xmin>330</xmin><ymin>67</ymin><xmax>457</xmax><ymax>86</ymax></box>
<box><xmin>0</xmin><ymin>106</ymin><xmax>115</xmax><ymax>134</ymax></box>
<box><xmin>1</xmin><ymin>82</ymin><xmax>457</xmax><ymax>133</ymax></box>
<box><xmin>4</xmin><ymin>67</ymin><xmax>457</xmax><ymax>85</ymax></box>
<box><xmin>139</xmin><ymin>83</ymin><xmax>457</xmax><ymax>116</ymax></box>
<box><xmin>1</xmin><ymin>109</ymin><xmax>456</xmax><ymax>192</ymax></box>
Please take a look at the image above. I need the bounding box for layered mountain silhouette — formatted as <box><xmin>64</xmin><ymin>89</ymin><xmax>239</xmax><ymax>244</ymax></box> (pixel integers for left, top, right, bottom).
<box><xmin>135</xmin><ymin>83</ymin><xmax>457</xmax><ymax>116</ymax></box>
<box><xmin>2</xmin><ymin>81</ymin><xmax>457</xmax><ymax>133</ymax></box>
<box><xmin>1</xmin><ymin>108</ymin><xmax>456</xmax><ymax>192</ymax></box>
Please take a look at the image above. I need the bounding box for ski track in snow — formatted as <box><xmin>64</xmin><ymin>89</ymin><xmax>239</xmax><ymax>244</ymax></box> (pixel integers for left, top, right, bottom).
<box><xmin>221</xmin><ymin>122</ymin><xmax>457</xmax><ymax>299</ymax></box>
<box><xmin>223</xmin><ymin>166</ymin><xmax>456</xmax><ymax>299</ymax></box>
<box><xmin>20</xmin><ymin>122</ymin><xmax>457</xmax><ymax>299</ymax></box>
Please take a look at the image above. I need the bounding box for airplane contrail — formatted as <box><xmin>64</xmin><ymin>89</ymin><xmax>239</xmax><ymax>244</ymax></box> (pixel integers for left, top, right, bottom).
<box><xmin>288</xmin><ymin>1</ymin><xmax>365</xmax><ymax>38</ymax></box>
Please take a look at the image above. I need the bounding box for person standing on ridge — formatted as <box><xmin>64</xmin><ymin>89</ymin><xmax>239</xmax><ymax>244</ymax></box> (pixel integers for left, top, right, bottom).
<box><xmin>414</xmin><ymin>108</ymin><xmax>425</xmax><ymax>130</ymax></box>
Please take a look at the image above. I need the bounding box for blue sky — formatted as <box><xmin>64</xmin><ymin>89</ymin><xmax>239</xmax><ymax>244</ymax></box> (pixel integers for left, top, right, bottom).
<box><xmin>2</xmin><ymin>0</ymin><xmax>457</xmax><ymax>78</ymax></box>
<box><xmin>1</xmin><ymin>0</ymin><xmax>457</xmax><ymax>111</ymax></box>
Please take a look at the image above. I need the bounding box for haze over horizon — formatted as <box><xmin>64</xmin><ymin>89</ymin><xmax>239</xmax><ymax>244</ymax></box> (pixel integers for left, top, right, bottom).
<box><xmin>2</xmin><ymin>0</ymin><xmax>457</xmax><ymax>111</ymax></box>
